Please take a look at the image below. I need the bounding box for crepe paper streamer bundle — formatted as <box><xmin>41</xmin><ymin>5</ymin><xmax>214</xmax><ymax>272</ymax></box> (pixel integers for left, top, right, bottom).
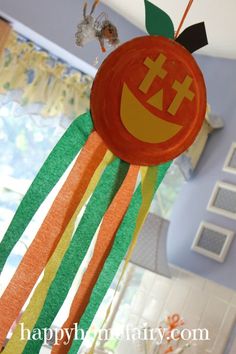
<box><xmin>50</xmin><ymin>165</ymin><xmax>147</xmax><ymax>353</ymax></box>
<box><xmin>0</xmin><ymin>112</ymin><xmax>93</xmax><ymax>274</ymax></box>
<box><xmin>3</xmin><ymin>150</ymin><xmax>115</xmax><ymax>354</ymax></box>
<box><xmin>0</xmin><ymin>130</ymin><xmax>108</xmax><ymax>344</ymax></box>
<box><xmin>85</xmin><ymin>166</ymin><xmax>166</xmax><ymax>354</ymax></box>
<box><xmin>0</xmin><ymin>1</ymin><xmax>208</xmax><ymax>353</ymax></box>
<box><xmin>69</xmin><ymin>163</ymin><xmax>171</xmax><ymax>354</ymax></box>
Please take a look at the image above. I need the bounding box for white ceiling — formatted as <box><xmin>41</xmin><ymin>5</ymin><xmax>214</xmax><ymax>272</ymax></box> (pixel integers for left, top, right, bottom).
<box><xmin>102</xmin><ymin>0</ymin><xmax>236</xmax><ymax>59</ymax></box>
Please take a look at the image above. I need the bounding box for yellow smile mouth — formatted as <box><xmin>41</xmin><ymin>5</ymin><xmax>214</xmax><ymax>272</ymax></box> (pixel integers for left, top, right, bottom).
<box><xmin>120</xmin><ymin>83</ymin><xmax>183</xmax><ymax>144</ymax></box>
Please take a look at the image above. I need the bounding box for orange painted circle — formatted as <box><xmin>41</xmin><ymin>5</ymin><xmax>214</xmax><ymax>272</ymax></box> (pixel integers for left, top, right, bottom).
<box><xmin>91</xmin><ymin>36</ymin><xmax>207</xmax><ymax>166</ymax></box>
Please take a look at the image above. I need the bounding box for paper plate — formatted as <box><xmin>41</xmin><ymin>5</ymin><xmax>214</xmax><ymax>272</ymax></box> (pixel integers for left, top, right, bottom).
<box><xmin>91</xmin><ymin>36</ymin><xmax>207</xmax><ymax>166</ymax></box>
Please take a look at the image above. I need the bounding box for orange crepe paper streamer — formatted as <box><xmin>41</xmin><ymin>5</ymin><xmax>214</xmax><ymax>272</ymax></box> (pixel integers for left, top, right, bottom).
<box><xmin>0</xmin><ymin>131</ymin><xmax>107</xmax><ymax>349</ymax></box>
<box><xmin>51</xmin><ymin>164</ymin><xmax>140</xmax><ymax>353</ymax></box>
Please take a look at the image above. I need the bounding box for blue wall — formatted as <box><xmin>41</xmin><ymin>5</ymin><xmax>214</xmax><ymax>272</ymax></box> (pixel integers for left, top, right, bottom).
<box><xmin>168</xmin><ymin>55</ymin><xmax>236</xmax><ymax>290</ymax></box>
<box><xmin>0</xmin><ymin>0</ymin><xmax>144</xmax><ymax>68</ymax></box>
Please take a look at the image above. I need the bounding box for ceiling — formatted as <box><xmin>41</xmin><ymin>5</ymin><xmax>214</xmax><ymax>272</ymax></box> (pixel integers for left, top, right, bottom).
<box><xmin>102</xmin><ymin>0</ymin><xmax>236</xmax><ymax>59</ymax></box>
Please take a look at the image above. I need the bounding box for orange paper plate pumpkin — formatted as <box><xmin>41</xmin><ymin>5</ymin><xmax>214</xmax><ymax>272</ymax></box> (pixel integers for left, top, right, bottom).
<box><xmin>91</xmin><ymin>36</ymin><xmax>207</xmax><ymax>166</ymax></box>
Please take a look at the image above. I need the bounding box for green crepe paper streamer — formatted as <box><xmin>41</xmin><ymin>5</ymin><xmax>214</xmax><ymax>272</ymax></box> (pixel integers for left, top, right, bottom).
<box><xmin>69</xmin><ymin>161</ymin><xmax>171</xmax><ymax>354</ymax></box>
<box><xmin>0</xmin><ymin>112</ymin><xmax>93</xmax><ymax>273</ymax></box>
<box><xmin>144</xmin><ymin>0</ymin><xmax>174</xmax><ymax>39</ymax></box>
<box><xmin>23</xmin><ymin>158</ymin><xmax>129</xmax><ymax>354</ymax></box>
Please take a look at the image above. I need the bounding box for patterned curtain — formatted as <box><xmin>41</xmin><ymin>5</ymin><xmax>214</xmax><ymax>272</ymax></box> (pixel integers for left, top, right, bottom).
<box><xmin>0</xmin><ymin>30</ymin><xmax>93</xmax><ymax>120</ymax></box>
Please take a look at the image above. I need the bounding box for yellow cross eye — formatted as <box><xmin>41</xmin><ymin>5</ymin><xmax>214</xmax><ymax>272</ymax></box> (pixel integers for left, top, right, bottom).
<box><xmin>139</xmin><ymin>54</ymin><xmax>167</xmax><ymax>94</ymax></box>
<box><xmin>139</xmin><ymin>54</ymin><xmax>195</xmax><ymax>115</ymax></box>
<box><xmin>168</xmin><ymin>76</ymin><xmax>195</xmax><ymax>115</ymax></box>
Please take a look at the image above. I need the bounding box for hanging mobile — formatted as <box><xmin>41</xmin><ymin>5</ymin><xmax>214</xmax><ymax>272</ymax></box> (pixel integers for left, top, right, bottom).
<box><xmin>75</xmin><ymin>0</ymin><xmax>120</xmax><ymax>53</ymax></box>
<box><xmin>0</xmin><ymin>2</ymin><xmax>209</xmax><ymax>354</ymax></box>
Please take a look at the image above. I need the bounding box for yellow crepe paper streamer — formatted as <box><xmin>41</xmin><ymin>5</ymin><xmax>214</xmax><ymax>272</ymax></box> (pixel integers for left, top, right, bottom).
<box><xmin>4</xmin><ymin>151</ymin><xmax>114</xmax><ymax>354</ymax></box>
<box><xmin>88</xmin><ymin>165</ymin><xmax>158</xmax><ymax>354</ymax></box>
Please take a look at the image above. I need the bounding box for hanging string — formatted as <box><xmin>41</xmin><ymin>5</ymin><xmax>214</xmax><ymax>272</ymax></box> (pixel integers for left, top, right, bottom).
<box><xmin>175</xmin><ymin>0</ymin><xmax>194</xmax><ymax>38</ymax></box>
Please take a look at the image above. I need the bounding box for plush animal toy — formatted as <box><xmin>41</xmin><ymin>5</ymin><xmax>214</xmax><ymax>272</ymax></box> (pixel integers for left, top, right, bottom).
<box><xmin>75</xmin><ymin>0</ymin><xmax>119</xmax><ymax>52</ymax></box>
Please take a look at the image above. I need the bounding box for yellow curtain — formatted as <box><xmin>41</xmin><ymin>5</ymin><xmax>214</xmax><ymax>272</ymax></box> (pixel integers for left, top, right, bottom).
<box><xmin>0</xmin><ymin>30</ymin><xmax>93</xmax><ymax>118</ymax></box>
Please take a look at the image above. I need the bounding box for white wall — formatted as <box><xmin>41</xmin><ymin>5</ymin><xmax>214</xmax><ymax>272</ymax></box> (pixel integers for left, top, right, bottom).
<box><xmin>102</xmin><ymin>0</ymin><xmax>236</xmax><ymax>60</ymax></box>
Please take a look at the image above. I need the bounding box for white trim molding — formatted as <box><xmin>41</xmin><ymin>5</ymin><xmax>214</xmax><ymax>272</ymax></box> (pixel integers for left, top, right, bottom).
<box><xmin>207</xmin><ymin>181</ymin><xmax>236</xmax><ymax>220</ymax></box>
<box><xmin>223</xmin><ymin>142</ymin><xmax>236</xmax><ymax>175</ymax></box>
<box><xmin>192</xmin><ymin>221</ymin><xmax>235</xmax><ymax>263</ymax></box>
